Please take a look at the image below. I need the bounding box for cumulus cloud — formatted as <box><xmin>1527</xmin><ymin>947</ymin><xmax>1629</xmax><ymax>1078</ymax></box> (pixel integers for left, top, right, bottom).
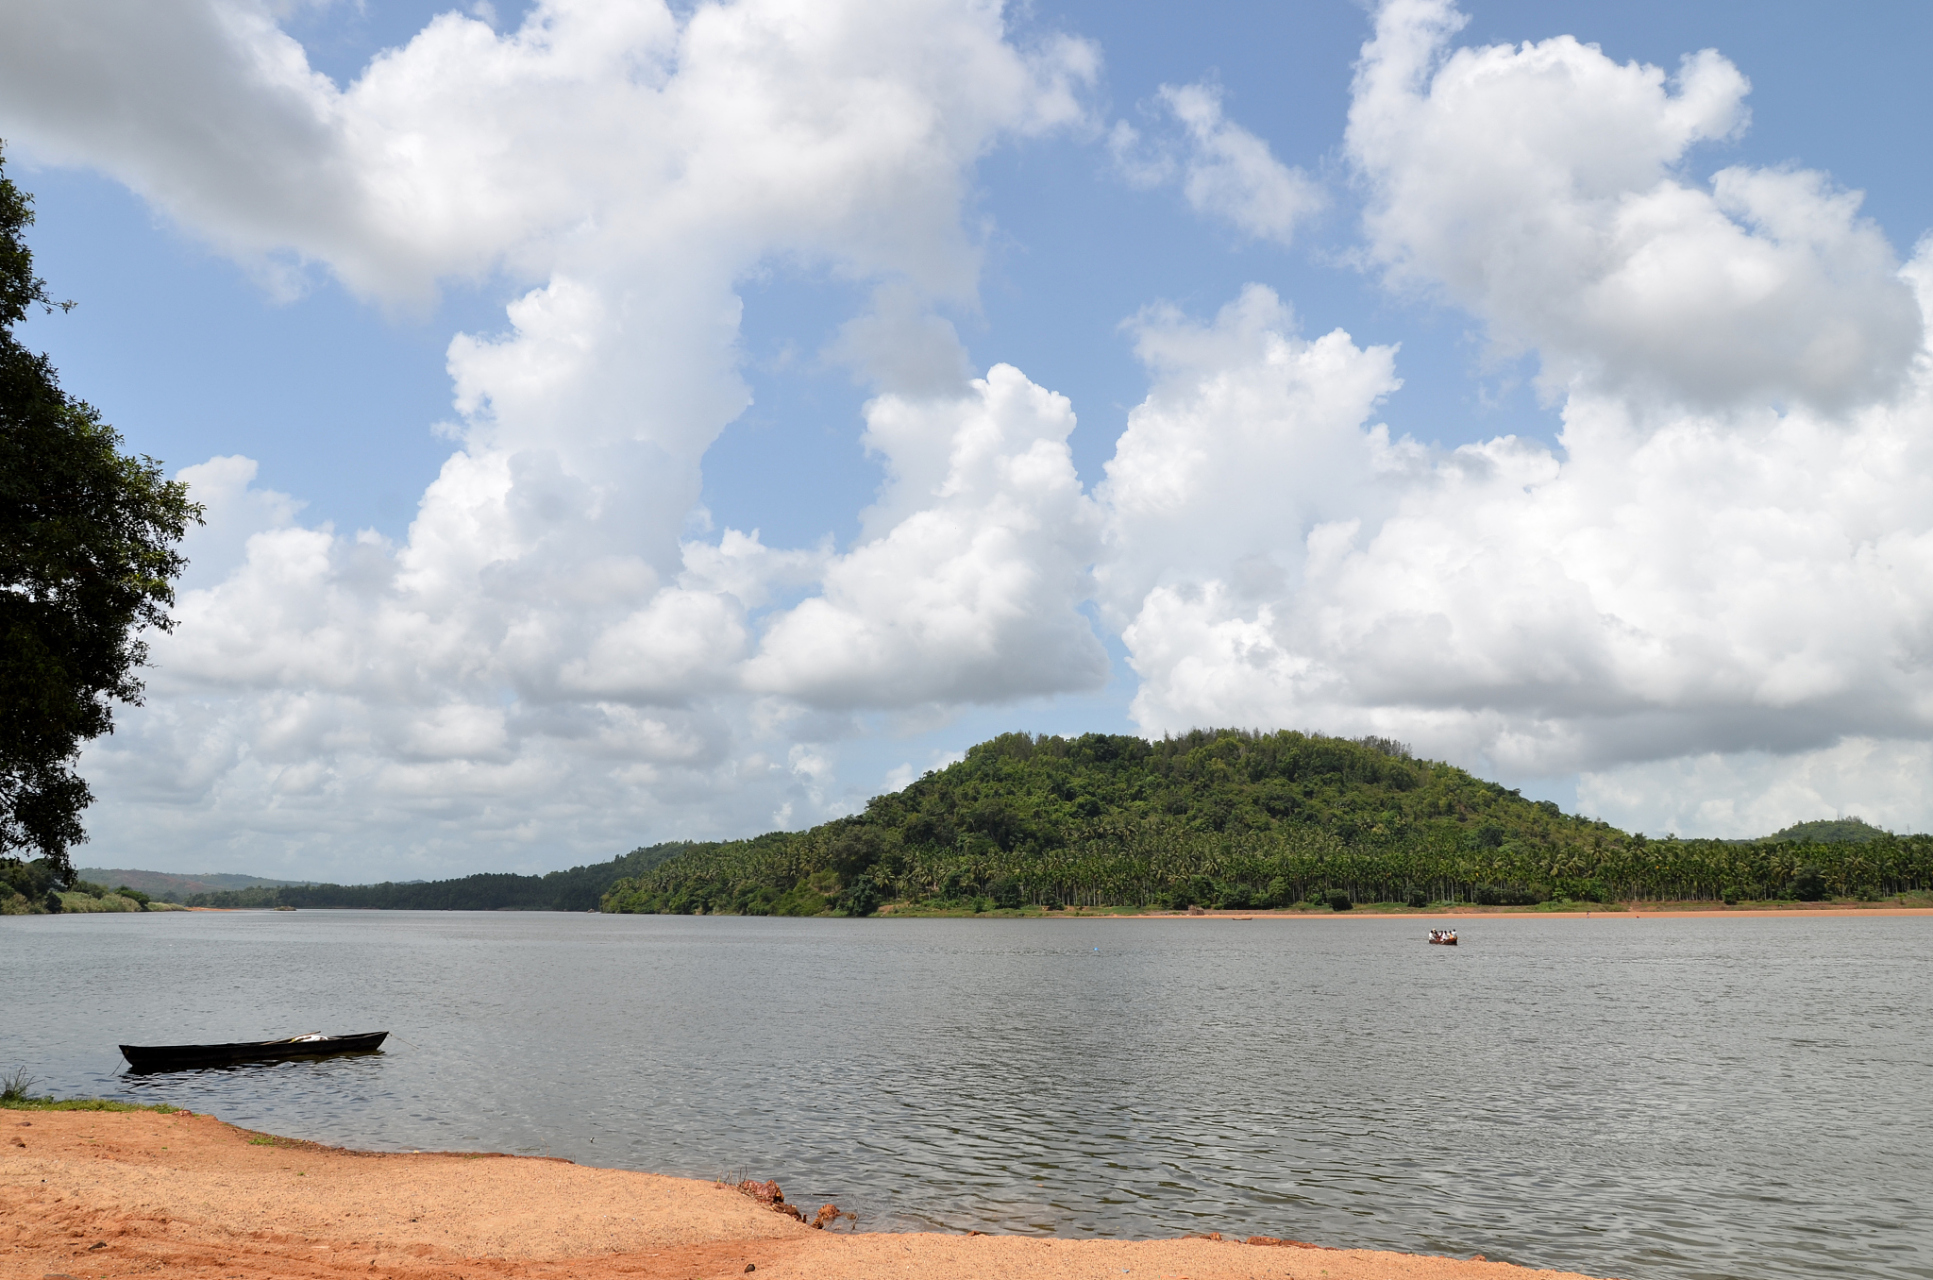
<box><xmin>15</xmin><ymin>0</ymin><xmax>1933</xmax><ymax>866</ymax></box>
<box><xmin>1104</xmin><ymin>0</ymin><xmax>1933</xmax><ymax>831</ymax></box>
<box><xmin>170</xmin><ymin>455</ymin><xmax>304</xmax><ymax>590</ymax></box>
<box><xmin>1346</xmin><ymin>0</ymin><xmax>1921</xmax><ymax>412</ymax></box>
<box><xmin>1110</xmin><ymin>82</ymin><xmax>1322</xmax><ymax>245</ymax></box>
<box><xmin>747</xmin><ymin>364</ymin><xmax>1107</xmax><ymax>707</ymax></box>
<box><xmin>2</xmin><ymin>0</ymin><xmax>1102</xmax><ymax>876</ymax></box>
<box><xmin>1579</xmin><ymin>739</ymin><xmax>1933</xmax><ymax>839</ymax></box>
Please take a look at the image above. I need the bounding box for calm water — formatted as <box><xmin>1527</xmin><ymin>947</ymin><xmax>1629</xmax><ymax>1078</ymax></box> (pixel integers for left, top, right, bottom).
<box><xmin>3</xmin><ymin>911</ymin><xmax>1929</xmax><ymax>1280</ymax></box>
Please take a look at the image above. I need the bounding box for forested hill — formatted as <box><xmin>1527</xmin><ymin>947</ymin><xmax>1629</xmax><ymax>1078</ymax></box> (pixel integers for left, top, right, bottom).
<box><xmin>183</xmin><ymin>843</ymin><xmax>691</xmax><ymax>910</ymax></box>
<box><xmin>599</xmin><ymin>729</ymin><xmax>1933</xmax><ymax>914</ymax></box>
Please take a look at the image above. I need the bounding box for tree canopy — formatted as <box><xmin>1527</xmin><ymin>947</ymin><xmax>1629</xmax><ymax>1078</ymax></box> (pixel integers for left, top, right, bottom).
<box><xmin>0</xmin><ymin>144</ymin><xmax>200</xmax><ymax>881</ymax></box>
<box><xmin>599</xmin><ymin>728</ymin><xmax>1933</xmax><ymax>914</ymax></box>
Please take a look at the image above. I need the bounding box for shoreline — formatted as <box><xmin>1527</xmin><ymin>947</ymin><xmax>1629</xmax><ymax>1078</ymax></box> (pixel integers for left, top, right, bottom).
<box><xmin>877</xmin><ymin>901</ymin><xmax>1933</xmax><ymax>920</ymax></box>
<box><xmin>3</xmin><ymin>1108</ymin><xmax>1610</xmax><ymax>1280</ymax></box>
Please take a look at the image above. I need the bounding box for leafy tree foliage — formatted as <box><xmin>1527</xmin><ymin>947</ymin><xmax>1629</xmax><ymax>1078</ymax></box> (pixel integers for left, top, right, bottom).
<box><xmin>600</xmin><ymin>729</ymin><xmax>1933</xmax><ymax>914</ymax></box>
<box><xmin>1762</xmin><ymin>817</ymin><xmax>1887</xmax><ymax>844</ymax></box>
<box><xmin>0</xmin><ymin>146</ymin><xmax>200</xmax><ymax>881</ymax></box>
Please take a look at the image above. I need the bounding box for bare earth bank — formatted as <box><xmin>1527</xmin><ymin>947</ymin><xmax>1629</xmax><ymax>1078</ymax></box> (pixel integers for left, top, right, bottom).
<box><xmin>4</xmin><ymin>1110</ymin><xmax>1611</xmax><ymax>1280</ymax></box>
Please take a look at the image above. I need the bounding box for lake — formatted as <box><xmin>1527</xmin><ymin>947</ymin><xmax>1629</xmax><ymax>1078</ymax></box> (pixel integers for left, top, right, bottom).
<box><xmin>4</xmin><ymin>910</ymin><xmax>1929</xmax><ymax>1280</ymax></box>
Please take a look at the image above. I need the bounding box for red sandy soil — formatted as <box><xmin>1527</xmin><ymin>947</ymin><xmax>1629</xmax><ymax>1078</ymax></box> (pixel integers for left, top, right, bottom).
<box><xmin>1100</xmin><ymin>905</ymin><xmax>1933</xmax><ymax>920</ymax></box>
<box><xmin>4</xmin><ymin>1109</ymin><xmax>1611</xmax><ymax>1280</ymax></box>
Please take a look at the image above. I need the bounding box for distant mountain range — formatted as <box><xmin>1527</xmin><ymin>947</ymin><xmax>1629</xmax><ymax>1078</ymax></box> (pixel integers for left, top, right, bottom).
<box><xmin>75</xmin><ymin>868</ymin><xmax>317</xmax><ymax>900</ymax></box>
<box><xmin>144</xmin><ymin>845</ymin><xmax>690</xmax><ymax>911</ymax></box>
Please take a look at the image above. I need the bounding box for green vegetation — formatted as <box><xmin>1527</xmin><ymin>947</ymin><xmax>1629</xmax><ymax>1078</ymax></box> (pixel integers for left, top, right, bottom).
<box><xmin>183</xmin><ymin>842</ymin><xmax>692</xmax><ymax>911</ymax></box>
<box><xmin>0</xmin><ymin>1067</ymin><xmax>180</xmax><ymax>1113</ymax></box>
<box><xmin>598</xmin><ymin>729</ymin><xmax>1933</xmax><ymax>915</ymax></box>
<box><xmin>1762</xmin><ymin>817</ymin><xmax>1890</xmax><ymax>844</ymax></box>
<box><xmin>0</xmin><ymin>147</ymin><xmax>201</xmax><ymax>881</ymax></box>
<box><xmin>2</xmin><ymin>855</ymin><xmax>65</xmax><ymax>912</ymax></box>
<box><xmin>52</xmin><ymin>888</ymin><xmax>144</xmax><ymax>912</ymax></box>
<box><xmin>0</xmin><ymin>858</ymin><xmax>218</xmax><ymax>911</ymax></box>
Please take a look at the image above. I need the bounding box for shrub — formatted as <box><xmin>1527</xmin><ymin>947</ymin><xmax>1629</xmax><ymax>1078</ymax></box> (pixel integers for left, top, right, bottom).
<box><xmin>1214</xmin><ymin>882</ymin><xmax>1253</xmax><ymax>910</ymax></box>
<box><xmin>1404</xmin><ymin>888</ymin><xmax>1428</xmax><ymax>909</ymax></box>
<box><xmin>771</xmin><ymin>881</ymin><xmax>829</xmax><ymax>917</ymax></box>
<box><xmin>841</xmin><ymin>874</ymin><xmax>882</xmax><ymax>917</ymax></box>
<box><xmin>1472</xmin><ymin>883</ymin><xmax>1543</xmax><ymax>906</ymax></box>
<box><xmin>1</xmin><ymin>1067</ymin><xmax>36</xmax><ymax>1103</ymax></box>
<box><xmin>1326</xmin><ymin>890</ymin><xmax>1353</xmax><ymax>912</ymax></box>
<box><xmin>1788</xmin><ymin>866</ymin><xmax>1828</xmax><ymax>902</ymax></box>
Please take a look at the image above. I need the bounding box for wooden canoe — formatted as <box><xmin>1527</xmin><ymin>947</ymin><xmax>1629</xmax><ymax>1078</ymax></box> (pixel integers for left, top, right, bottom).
<box><xmin>119</xmin><ymin>1031</ymin><xmax>388</xmax><ymax>1072</ymax></box>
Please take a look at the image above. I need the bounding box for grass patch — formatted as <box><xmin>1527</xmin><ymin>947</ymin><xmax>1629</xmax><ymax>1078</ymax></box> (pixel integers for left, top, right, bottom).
<box><xmin>2</xmin><ymin>1065</ymin><xmax>181</xmax><ymax>1113</ymax></box>
<box><xmin>2</xmin><ymin>1096</ymin><xmax>181</xmax><ymax>1113</ymax></box>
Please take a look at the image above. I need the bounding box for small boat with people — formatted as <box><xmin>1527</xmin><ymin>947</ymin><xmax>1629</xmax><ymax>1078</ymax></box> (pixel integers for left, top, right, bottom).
<box><xmin>119</xmin><ymin>1031</ymin><xmax>388</xmax><ymax>1072</ymax></box>
<box><xmin>1427</xmin><ymin>928</ymin><xmax>1458</xmax><ymax>945</ymax></box>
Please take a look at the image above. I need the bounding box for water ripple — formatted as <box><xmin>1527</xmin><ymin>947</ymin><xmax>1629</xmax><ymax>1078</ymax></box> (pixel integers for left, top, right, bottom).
<box><xmin>3</xmin><ymin>911</ymin><xmax>1930</xmax><ymax>1280</ymax></box>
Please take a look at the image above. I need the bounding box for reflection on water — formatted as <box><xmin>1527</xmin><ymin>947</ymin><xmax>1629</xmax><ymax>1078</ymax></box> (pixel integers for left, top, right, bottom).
<box><xmin>5</xmin><ymin>911</ymin><xmax>1929</xmax><ymax>1280</ymax></box>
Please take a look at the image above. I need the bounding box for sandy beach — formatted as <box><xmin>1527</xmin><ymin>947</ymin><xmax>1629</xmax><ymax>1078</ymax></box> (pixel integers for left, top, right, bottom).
<box><xmin>3</xmin><ymin>1108</ymin><xmax>1609</xmax><ymax>1280</ymax></box>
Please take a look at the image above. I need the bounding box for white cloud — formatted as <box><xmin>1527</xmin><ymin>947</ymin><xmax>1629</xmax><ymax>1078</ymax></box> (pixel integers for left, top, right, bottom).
<box><xmin>1100</xmin><ymin>1</ymin><xmax>1933</xmax><ymax>834</ymax></box>
<box><xmin>1111</xmin><ymin>271</ymin><xmax>1933</xmax><ymax>810</ymax></box>
<box><xmin>746</xmin><ymin>364</ymin><xmax>1107</xmax><ymax>708</ymax></box>
<box><xmin>5</xmin><ymin>0</ymin><xmax>1102</xmax><ymax>877</ymax></box>
<box><xmin>16</xmin><ymin>0</ymin><xmax>1933</xmax><ymax>868</ymax></box>
<box><xmin>1346</xmin><ymin>0</ymin><xmax>1921</xmax><ymax>412</ymax></box>
<box><xmin>1097</xmin><ymin>284</ymin><xmax>1401</xmax><ymax>626</ymax></box>
<box><xmin>171</xmin><ymin>455</ymin><xmax>303</xmax><ymax>591</ymax></box>
<box><xmin>1110</xmin><ymin>82</ymin><xmax>1322</xmax><ymax>246</ymax></box>
<box><xmin>1579</xmin><ymin>739</ymin><xmax>1933</xmax><ymax>839</ymax></box>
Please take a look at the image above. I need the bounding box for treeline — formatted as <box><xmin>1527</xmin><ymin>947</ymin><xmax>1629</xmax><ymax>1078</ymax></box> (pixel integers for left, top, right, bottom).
<box><xmin>185</xmin><ymin>843</ymin><xmax>691</xmax><ymax>911</ymax></box>
<box><xmin>600</xmin><ymin>729</ymin><xmax>1933</xmax><ymax>915</ymax></box>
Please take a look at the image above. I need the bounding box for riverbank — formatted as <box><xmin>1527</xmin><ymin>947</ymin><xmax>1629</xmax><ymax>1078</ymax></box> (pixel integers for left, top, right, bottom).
<box><xmin>876</xmin><ymin>897</ymin><xmax>1933</xmax><ymax>919</ymax></box>
<box><xmin>3</xmin><ymin>1108</ymin><xmax>1607</xmax><ymax>1280</ymax></box>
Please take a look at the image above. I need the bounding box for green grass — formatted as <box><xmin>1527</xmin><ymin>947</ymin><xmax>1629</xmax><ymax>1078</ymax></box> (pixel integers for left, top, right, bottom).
<box><xmin>1</xmin><ymin>1094</ymin><xmax>180</xmax><ymax>1113</ymax></box>
<box><xmin>1</xmin><ymin>1064</ymin><xmax>180</xmax><ymax>1113</ymax></box>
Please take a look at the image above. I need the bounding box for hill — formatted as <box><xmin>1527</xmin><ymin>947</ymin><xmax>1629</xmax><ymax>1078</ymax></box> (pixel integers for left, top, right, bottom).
<box><xmin>182</xmin><ymin>843</ymin><xmax>691</xmax><ymax>911</ymax></box>
<box><xmin>75</xmin><ymin>869</ymin><xmax>313</xmax><ymax>901</ymax></box>
<box><xmin>1761</xmin><ymin>817</ymin><xmax>1890</xmax><ymax>844</ymax></box>
<box><xmin>600</xmin><ymin>729</ymin><xmax>1933</xmax><ymax>914</ymax></box>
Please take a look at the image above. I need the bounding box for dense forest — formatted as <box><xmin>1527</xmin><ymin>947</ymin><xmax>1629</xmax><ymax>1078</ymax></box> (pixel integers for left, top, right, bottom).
<box><xmin>600</xmin><ymin>729</ymin><xmax>1933</xmax><ymax>915</ymax></box>
<box><xmin>177</xmin><ymin>843</ymin><xmax>691</xmax><ymax>911</ymax></box>
<box><xmin>9</xmin><ymin>728</ymin><xmax>1927</xmax><ymax>917</ymax></box>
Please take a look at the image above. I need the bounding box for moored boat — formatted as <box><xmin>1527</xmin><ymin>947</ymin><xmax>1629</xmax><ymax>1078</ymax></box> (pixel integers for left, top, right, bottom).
<box><xmin>119</xmin><ymin>1031</ymin><xmax>388</xmax><ymax>1072</ymax></box>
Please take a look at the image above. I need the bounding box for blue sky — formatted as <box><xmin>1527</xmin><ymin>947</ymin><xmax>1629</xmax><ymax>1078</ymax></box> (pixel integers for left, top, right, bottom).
<box><xmin>6</xmin><ymin>0</ymin><xmax>1933</xmax><ymax>878</ymax></box>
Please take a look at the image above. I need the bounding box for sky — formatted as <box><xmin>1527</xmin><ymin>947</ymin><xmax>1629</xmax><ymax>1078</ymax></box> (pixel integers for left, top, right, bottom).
<box><xmin>4</xmin><ymin>0</ymin><xmax>1933</xmax><ymax>881</ymax></box>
